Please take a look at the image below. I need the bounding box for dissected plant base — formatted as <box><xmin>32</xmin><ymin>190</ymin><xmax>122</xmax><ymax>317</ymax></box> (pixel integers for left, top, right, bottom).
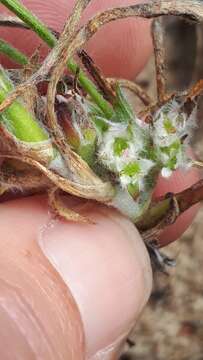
<box><xmin>0</xmin><ymin>0</ymin><xmax>203</xmax><ymax>254</ymax></box>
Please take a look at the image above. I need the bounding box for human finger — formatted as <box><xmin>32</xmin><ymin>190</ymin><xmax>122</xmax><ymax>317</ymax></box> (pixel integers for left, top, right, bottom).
<box><xmin>0</xmin><ymin>0</ymin><xmax>152</xmax><ymax>78</ymax></box>
<box><xmin>0</xmin><ymin>195</ymin><xmax>152</xmax><ymax>359</ymax></box>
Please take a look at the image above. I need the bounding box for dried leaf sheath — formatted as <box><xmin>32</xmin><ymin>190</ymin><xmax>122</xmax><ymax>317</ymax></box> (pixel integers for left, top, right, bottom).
<box><xmin>0</xmin><ymin>154</ymin><xmax>114</xmax><ymax>202</ymax></box>
<box><xmin>107</xmin><ymin>78</ymin><xmax>152</xmax><ymax>106</ymax></box>
<box><xmin>152</xmin><ymin>17</ymin><xmax>166</xmax><ymax>104</ymax></box>
<box><xmin>48</xmin><ymin>187</ymin><xmax>89</xmax><ymax>223</ymax></box>
<box><xmin>45</xmin><ymin>0</ymin><xmax>103</xmax><ymax>184</ymax></box>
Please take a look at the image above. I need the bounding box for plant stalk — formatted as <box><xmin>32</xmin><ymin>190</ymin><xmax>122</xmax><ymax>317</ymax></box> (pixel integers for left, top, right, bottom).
<box><xmin>0</xmin><ymin>66</ymin><xmax>48</xmax><ymax>142</ymax></box>
<box><xmin>0</xmin><ymin>38</ymin><xmax>28</xmax><ymax>65</ymax></box>
<box><xmin>136</xmin><ymin>179</ymin><xmax>203</xmax><ymax>234</ymax></box>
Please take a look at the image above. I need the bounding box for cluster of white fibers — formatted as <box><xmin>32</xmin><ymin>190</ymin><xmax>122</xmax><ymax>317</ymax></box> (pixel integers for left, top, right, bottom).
<box><xmin>152</xmin><ymin>98</ymin><xmax>197</xmax><ymax>177</ymax></box>
<box><xmin>98</xmin><ymin>117</ymin><xmax>155</xmax><ymax>192</ymax></box>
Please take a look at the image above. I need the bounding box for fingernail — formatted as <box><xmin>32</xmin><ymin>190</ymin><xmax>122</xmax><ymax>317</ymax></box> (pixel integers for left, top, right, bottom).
<box><xmin>89</xmin><ymin>335</ymin><xmax>126</xmax><ymax>360</ymax></box>
<box><xmin>38</xmin><ymin>205</ymin><xmax>152</xmax><ymax>358</ymax></box>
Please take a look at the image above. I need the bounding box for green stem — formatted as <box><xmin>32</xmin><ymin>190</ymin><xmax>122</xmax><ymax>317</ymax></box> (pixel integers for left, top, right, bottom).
<box><xmin>68</xmin><ymin>59</ymin><xmax>114</xmax><ymax>119</ymax></box>
<box><xmin>135</xmin><ymin>197</ymin><xmax>171</xmax><ymax>231</ymax></box>
<box><xmin>0</xmin><ymin>38</ymin><xmax>28</xmax><ymax>65</ymax></box>
<box><xmin>0</xmin><ymin>0</ymin><xmax>56</xmax><ymax>47</ymax></box>
<box><xmin>0</xmin><ymin>0</ymin><xmax>114</xmax><ymax>118</ymax></box>
<box><xmin>0</xmin><ymin>66</ymin><xmax>48</xmax><ymax>142</ymax></box>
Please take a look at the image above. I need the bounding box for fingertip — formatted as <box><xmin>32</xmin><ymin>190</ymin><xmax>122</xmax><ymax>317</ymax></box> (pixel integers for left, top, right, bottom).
<box><xmin>85</xmin><ymin>16</ymin><xmax>152</xmax><ymax>79</ymax></box>
<box><xmin>0</xmin><ymin>195</ymin><xmax>152</xmax><ymax>359</ymax></box>
<box><xmin>154</xmin><ymin>167</ymin><xmax>201</xmax><ymax>245</ymax></box>
<box><xmin>39</xmin><ymin>203</ymin><xmax>152</xmax><ymax>358</ymax></box>
<box><xmin>83</xmin><ymin>0</ymin><xmax>152</xmax><ymax>78</ymax></box>
<box><xmin>154</xmin><ymin>167</ymin><xmax>200</xmax><ymax>197</ymax></box>
<box><xmin>0</xmin><ymin>0</ymin><xmax>152</xmax><ymax>77</ymax></box>
<box><xmin>158</xmin><ymin>204</ymin><xmax>199</xmax><ymax>247</ymax></box>
<box><xmin>0</xmin><ymin>196</ymin><xmax>86</xmax><ymax>360</ymax></box>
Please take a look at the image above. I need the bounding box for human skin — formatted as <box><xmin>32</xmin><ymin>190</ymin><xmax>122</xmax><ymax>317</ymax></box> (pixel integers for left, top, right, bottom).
<box><xmin>0</xmin><ymin>0</ymin><xmax>200</xmax><ymax>359</ymax></box>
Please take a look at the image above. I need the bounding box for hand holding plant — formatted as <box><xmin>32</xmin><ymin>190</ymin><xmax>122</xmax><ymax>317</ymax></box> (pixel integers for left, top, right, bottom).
<box><xmin>0</xmin><ymin>0</ymin><xmax>201</xmax><ymax>359</ymax></box>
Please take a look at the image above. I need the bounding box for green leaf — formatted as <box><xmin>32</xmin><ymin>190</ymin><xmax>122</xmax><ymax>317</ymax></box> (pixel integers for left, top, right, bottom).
<box><xmin>113</xmin><ymin>137</ymin><xmax>128</xmax><ymax>156</ymax></box>
<box><xmin>163</xmin><ymin>116</ymin><xmax>176</xmax><ymax>134</ymax></box>
<box><xmin>112</xmin><ymin>84</ymin><xmax>134</xmax><ymax>122</ymax></box>
<box><xmin>78</xmin><ymin>143</ymin><xmax>95</xmax><ymax>166</ymax></box>
<box><xmin>127</xmin><ymin>182</ymin><xmax>139</xmax><ymax>197</ymax></box>
<box><xmin>122</xmin><ymin>162</ymin><xmax>141</xmax><ymax>177</ymax></box>
<box><xmin>0</xmin><ymin>67</ymin><xmax>48</xmax><ymax>142</ymax></box>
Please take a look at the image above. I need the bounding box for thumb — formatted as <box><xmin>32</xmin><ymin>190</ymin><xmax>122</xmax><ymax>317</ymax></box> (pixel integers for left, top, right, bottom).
<box><xmin>0</xmin><ymin>195</ymin><xmax>152</xmax><ymax>359</ymax></box>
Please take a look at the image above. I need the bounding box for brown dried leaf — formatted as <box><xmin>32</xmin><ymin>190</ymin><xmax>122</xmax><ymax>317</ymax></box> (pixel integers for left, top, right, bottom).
<box><xmin>0</xmin><ymin>154</ymin><xmax>114</xmax><ymax>202</ymax></box>
<box><xmin>49</xmin><ymin>187</ymin><xmax>90</xmax><ymax>223</ymax></box>
<box><xmin>108</xmin><ymin>78</ymin><xmax>152</xmax><ymax>106</ymax></box>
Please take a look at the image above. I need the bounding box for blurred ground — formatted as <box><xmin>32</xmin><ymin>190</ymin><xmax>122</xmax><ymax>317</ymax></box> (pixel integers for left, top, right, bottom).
<box><xmin>120</xmin><ymin>17</ymin><xmax>203</xmax><ymax>360</ymax></box>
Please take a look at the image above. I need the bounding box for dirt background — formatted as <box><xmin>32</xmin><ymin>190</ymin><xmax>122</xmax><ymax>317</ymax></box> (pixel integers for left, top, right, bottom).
<box><xmin>120</xmin><ymin>17</ymin><xmax>203</xmax><ymax>360</ymax></box>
